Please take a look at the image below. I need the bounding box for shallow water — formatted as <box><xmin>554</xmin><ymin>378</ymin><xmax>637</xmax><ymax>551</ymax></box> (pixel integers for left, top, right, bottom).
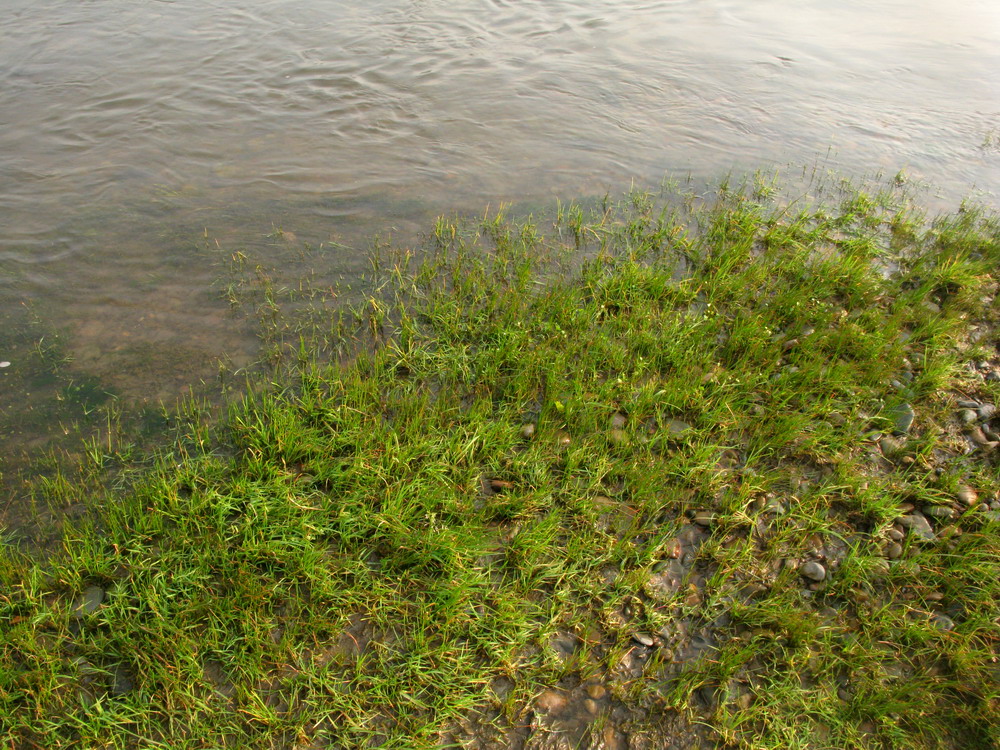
<box><xmin>1</xmin><ymin>0</ymin><xmax>998</xmax><ymax>457</ymax></box>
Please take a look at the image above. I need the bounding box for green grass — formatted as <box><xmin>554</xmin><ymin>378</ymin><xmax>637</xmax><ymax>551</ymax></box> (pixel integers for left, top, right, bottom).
<box><xmin>1</xmin><ymin>174</ymin><xmax>999</xmax><ymax>748</ymax></box>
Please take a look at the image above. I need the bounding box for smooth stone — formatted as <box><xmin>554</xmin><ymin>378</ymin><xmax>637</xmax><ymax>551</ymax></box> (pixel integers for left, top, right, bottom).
<box><xmin>966</xmin><ymin>426</ymin><xmax>992</xmax><ymax>446</ymax></box>
<box><xmin>631</xmin><ymin>632</ymin><xmax>655</xmax><ymax>647</ymax></box>
<box><xmin>665</xmin><ymin>419</ymin><xmax>693</xmax><ymax>438</ymax></box>
<box><xmin>0</xmin><ymin>361</ymin><xmax>9</xmax><ymax>368</ymax></box>
<box><xmin>799</xmin><ymin>561</ymin><xmax>827</xmax><ymax>582</ymax></box>
<box><xmin>692</xmin><ymin>511</ymin><xmax>714</xmax><ymax>527</ymax></box>
<box><xmin>585</xmin><ymin>684</ymin><xmax>607</xmax><ymax>700</ymax></box>
<box><xmin>931</xmin><ymin>615</ymin><xmax>955</xmax><ymax>631</ymax></box>
<box><xmin>986</xmin><ymin>371</ymin><xmax>1000</xmax><ymax>382</ymax></box>
<box><xmin>535</xmin><ymin>689</ymin><xmax>568</xmax><ymax>714</ymax></box>
<box><xmin>887</xmin><ymin>527</ymin><xmax>905</xmax><ymax>542</ymax></box>
<box><xmin>885</xmin><ymin>542</ymin><xmax>903</xmax><ymax>559</ymax></box>
<box><xmin>610</xmin><ymin>412</ymin><xmax>628</xmax><ymax>429</ymax></box>
<box><xmin>890</xmin><ymin>403</ymin><xmax>915</xmax><ymax>435</ymax></box>
<box><xmin>956</xmin><ymin>486</ymin><xmax>978</xmax><ymax>506</ymax></box>
<box><xmin>923</xmin><ymin>505</ymin><xmax>955</xmax><ymax>520</ymax></box>
<box><xmin>879</xmin><ymin>436</ymin><xmax>905</xmax><ymax>457</ymax></box>
<box><xmin>519</xmin><ymin>423</ymin><xmax>536</xmax><ymax>439</ymax></box>
<box><xmin>72</xmin><ymin>585</ymin><xmax>105</xmax><ymax>618</ymax></box>
<box><xmin>897</xmin><ymin>513</ymin><xmax>935</xmax><ymax>541</ymax></box>
<box><xmin>977</xmin><ymin>403</ymin><xmax>996</xmax><ymax>421</ymax></box>
<box><xmin>957</xmin><ymin>409</ymin><xmax>978</xmax><ymax>425</ymax></box>
<box><xmin>583</xmin><ymin>698</ymin><xmax>599</xmax><ymax>714</ymax></box>
<box><xmin>956</xmin><ymin>400</ymin><xmax>980</xmax><ymax>409</ymax></box>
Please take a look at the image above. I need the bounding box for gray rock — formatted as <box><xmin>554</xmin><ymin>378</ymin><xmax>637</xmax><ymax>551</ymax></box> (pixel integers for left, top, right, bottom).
<box><xmin>880</xmin><ymin>436</ymin><xmax>905</xmax><ymax>458</ymax></box>
<box><xmin>923</xmin><ymin>505</ymin><xmax>955</xmax><ymax>520</ymax></box>
<box><xmin>631</xmin><ymin>632</ymin><xmax>655</xmax><ymax>647</ymax></box>
<box><xmin>897</xmin><ymin>513</ymin><xmax>935</xmax><ymax>541</ymax></box>
<box><xmin>799</xmin><ymin>561</ymin><xmax>827</xmax><ymax>581</ymax></box>
<box><xmin>665</xmin><ymin>419</ymin><xmax>693</xmax><ymax>439</ymax></box>
<box><xmin>977</xmin><ymin>403</ymin><xmax>996</xmax><ymax>421</ymax></box>
<box><xmin>885</xmin><ymin>542</ymin><xmax>903</xmax><ymax>559</ymax></box>
<box><xmin>887</xmin><ymin>527</ymin><xmax>905</xmax><ymax>542</ymax></box>
<box><xmin>986</xmin><ymin>370</ymin><xmax>1000</xmax><ymax>383</ymax></box>
<box><xmin>956</xmin><ymin>399</ymin><xmax>981</xmax><ymax>409</ymax></box>
<box><xmin>72</xmin><ymin>586</ymin><xmax>105</xmax><ymax>619</ymax></box>
<box><xmin>520</xmin><ymin>423</ymin><xmax>536</xmax><ymax>439</ymax></box>
<box><xmin>958</xmin><ymin>409</ymin><xmax>978</xmax><ymax>425</ymax></box>
<box><xmin>890</xmin><ymin>403</ymin><xmax>915</xmax><ymax>435</ymax></box>
<box><xmin>982</xmin><ymin>511</ymin><xmax>1000</xmax><ymax>523</ymax></box>
<box><xmin>931</xmin><ymin>614</ymin><xmax>955</xmax><ymax>631</ymax></box>
<box><xmin>610</xmin><ymin>412</ymin><xmax>628</xmax><ymax>429</ymax></box>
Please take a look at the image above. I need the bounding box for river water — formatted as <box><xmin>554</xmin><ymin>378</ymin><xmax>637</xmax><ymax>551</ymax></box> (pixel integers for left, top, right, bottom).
<box><xmin>1</xmin><ymin>0</ymin><xmax>998</xmax><ymax>463</ymax></box>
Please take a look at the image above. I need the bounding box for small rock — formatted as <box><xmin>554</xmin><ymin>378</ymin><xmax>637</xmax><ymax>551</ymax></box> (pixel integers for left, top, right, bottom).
<box><xmin>957</xmin><ymin>409</ymin><xmax>978</xmax><ymax>425</ymax></box>
<box><xmin>692</xmin><ymin>510</ymin><xmax>714</xmax><ymax>527</ymax></box>
<box><xmin>977</xmin><ymin>403</ymin><xmax>997</xmax><ymax>421</ymax></box>
<box><xmin>956</xmin><ymin>400</ymin><xmax>981</xmax><ymax>409</ymax></box>
<box><xmin>583</xmin><ymin>698</ymin><xmax>599</xmax><ymax>714</ymax></box>
<box><xmin>897</xmin><ymin>513</ymin><xmax>935</xmax><ymax>541</ymax></box>
<box><xmin>72</xmin><ymin>586</ymin><xmax>105</xmax><ymax>618</ymax></box>
<box><xmin>764</xmin><ymin>498</ymin><xmax>785</xmax><ymax>515</ymax></box>
<box><xmin>519</xmin><ymin>423</ymin><xmax>536</xmax><ymax>439</ymax></box>
<box><xmin>923</xmin><ymin>505</ymin><xmax>955</xmax><ymax>520</ymax></box>
<box><xmin>838</xmin><ymin>688</ymin><xmax>851</xmax><ymax>702</ymax></box>
<box><xmin>966</xmin><ymin>426</ymin><xmax>992</xmax><ymax>446</ymax></box>
<box><xmin>585</xmin><ymin>684</ymin><xmax>607</xmax><ymax>700</ymax></box>
<box><xmin>736</xmin><ymin>692</ymin><xmax>753</xmax><ymax>710</ymax></box>
<box><xmin>890</xmin><ymin>403</ymin><xmax>915</xmax><ymax>435</ymax></box>
<box><xmin>982</xmin><ymin>511</ymin><xmax>1000</xmax><ymax>523</ymax></box>
<box><xmin>111</xmin><ymin>665</ymin><xmax>134</xmax><ymax>696</ymax></box>
<box><xmin>880</xmin><ymin>436</ymin><xmax>905</xmax><ymax>457</ymax></box>
<box><xmin>956</xmin><ymin>486</ymin><xmax>978</xmax><ymax>506</ymax></box>
<box><xmin>799</xmin><ymin>561</ymin><xmax>826</xmax><ymax>582</ymax></box>
<box><xmin>885</xmin><ymin>542</ymin><xmax>903</xmax><ymax>559</ymax></box>
<box><xmin>610</xmin><ymin>412</ymin><xmax>628</xmax><ymax>429</ymax></box>
<box><xmin>535</xmin><ymin>689</ymin><xmax>568</xmax><ymax>714</ymax></box>
<box><xmin>631</xmin><ymin>632</ymin><xmax>655</xmax><ymax>648</ymax></box>
<box><xmin>887</xmin><ymin>527</ymin><xmax>905</xmax><ymax>541</ymax></box>
<box><xmin>664</xmin><ymin>419</ymin><xmax>693</xmax><ymax>439</ymax></box>
<box><xmin>978</xmin><ymin>503</ymin><xmax>990</xmax><ymax>512</ymax></box>
<box><xmin>986</xmin><ymin>370</ymin><xmax>1000</xmax><ymax>383</ymax></box>
<box><xmin>0</xmin><ymin>361</ymin><xmax>10</xmax><ymax>368</ymax></box>
<box><xmin>931</xmin><ymin>614</ymin><xmax>955</xmax><ymax>631</ymax></box>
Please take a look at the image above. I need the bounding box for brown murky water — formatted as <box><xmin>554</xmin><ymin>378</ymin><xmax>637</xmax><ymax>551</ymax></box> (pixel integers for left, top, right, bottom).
<box><xmin>1</xmin><ymin>0</ymin><xmax>999</xmax><ymax>467</ymax></box>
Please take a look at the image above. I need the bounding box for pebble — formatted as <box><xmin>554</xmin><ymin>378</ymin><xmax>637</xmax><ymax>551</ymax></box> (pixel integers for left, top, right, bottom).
<box><xmin>585</xmin><ymin>684</ymin><xmax>607</xmax><ymax>700</ymax></box>
<box><xmin>879</xmin><ymin>436</ymin><xmax>905</xmax><ymax>458</ymax></box>
<box><xmin>923</xmin><ymin>505</ymin><xmax>955</xmax><ymax>520</ymax></box>
<box><xmin>977</xmin><ymin>403</ymin><xmax>997</xmax><ymax>421</ymax></box>
<box><xmin>887</xmin><ymin>527</ymin><xmax>905</xmax><ymax>541</ymax></box>
<box><xmin>72</xmin><ymin>585</ymin><xmax>105</xmax><ymax>618</ymax></box>
<box><xmin>610</xmin><ymin>412</ymin><xmax>628</xmax><ymax>429</ymax></box>
<box><xmin>535</xmin><ymin>689</ymin><xmax>568</xmax><ymax>714</ymax></box>
<box><xmin>958</xmin><ymin>409</ymin><xmax>978</xmax><ymax>425</ymax></box>
<box><xmin>665</xmin><ymin>419</ymin><xmax>693</xmax><ymax>438</ymax></box>
<box><xmin>931</xmin><ymin>614</ymin><xmax>955</xmax><ymax>631</ymax></box>
<box><xmin>692</xmin><ymin>510</ymin><xmax>714</xmax><ymax>527</ymax></box>
<box><xmin>890</xmin><ymin>403</ymin><xmax>915</xmax><ymax>435</ymax></box>
<box><xmin>583</xmin><ymin>698</ymin><xmax>599</xmax><ymax>714</ymax></box>
<box><xmin>986</xmin><ymin>370</ymin><xmax>1000</xmax><ymax>383</ymax></box>
<box><xmin>885</xmin><ymin>542</ymin><xmax>903</xmax><ymax>559</ymax></box>
<box><xmin>632</xmin><ymin>632</ymin><xmax>655</xmax><ymax>648</ymax></box>
<box><xmin>956</xmin><ymin>486</ymin><xmax>978</xmax><ymax>506</ymax></box>
<box><xmin>0</xmin><ymin>361</ymin><xmax>9</xmax><ymax>368</ymax></box>
<box><xmin>956</xmin><ymin>400</ymin><xmax>981</xmax><ymax>409</ymax></box>
<box><xmin>519</xmin><ymin>423</ymin><xmax>536</xmax><ymax>439</ymax></box>
<box><xmin>897</xmin><ymin>513</ymin><xmax>935</xmax><ymax>541</ymax></box>
<box><xmin>799</xmin><ymin>561</ymin><xmax>827</xmax><ymax>582</ymax></box>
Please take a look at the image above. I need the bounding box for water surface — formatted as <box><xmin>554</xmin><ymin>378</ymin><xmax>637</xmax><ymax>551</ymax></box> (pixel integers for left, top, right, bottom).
<box><xmin>1</xmin><ymin>0</ymin><xmax>998</xmax><ymax>455</ymax></box>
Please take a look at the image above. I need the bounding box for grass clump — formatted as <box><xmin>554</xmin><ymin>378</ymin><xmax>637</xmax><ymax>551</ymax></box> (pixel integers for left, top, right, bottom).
<box><xmin>1</xmin><ymin>175</ymin><xmax>999</xmax><ymax>748</ymax></box>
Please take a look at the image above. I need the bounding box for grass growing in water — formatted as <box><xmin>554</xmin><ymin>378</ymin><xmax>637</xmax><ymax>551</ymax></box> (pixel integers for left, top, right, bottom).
<box><xmin>1</xmin><ymin>176</ymin><xmax>999</xmax><ymax>749</ymax></box>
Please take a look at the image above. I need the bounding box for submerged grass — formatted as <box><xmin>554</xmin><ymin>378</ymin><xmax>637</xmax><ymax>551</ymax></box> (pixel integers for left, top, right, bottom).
<box><xmin>1</xmin><ymin>175</ymin><xmax>999</xmax><ymax>749</ymax></box>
